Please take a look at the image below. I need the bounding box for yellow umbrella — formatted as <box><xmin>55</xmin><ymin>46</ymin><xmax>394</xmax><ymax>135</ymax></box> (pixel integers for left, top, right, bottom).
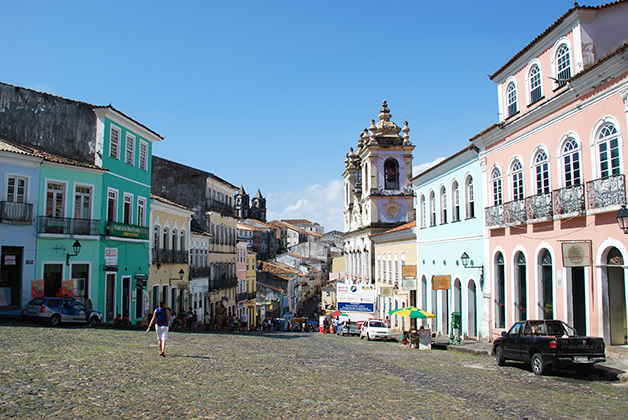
<box><xmin>389</xmin><ymin>307</ymin><xmax>435</xmax><ymax>319</ymax></box>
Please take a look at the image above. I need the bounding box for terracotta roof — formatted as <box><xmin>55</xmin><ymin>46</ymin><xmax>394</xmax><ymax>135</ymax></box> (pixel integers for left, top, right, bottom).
<box><xmin>371</xmin><ymin>220</ymin><xmax>416</xmax><ymax>238</ymax></box>
<box><xmin>259</xmin><ymin>260</ymin><xmax>306</xmax><ymax>277</ymax></box>
<box><xmin>268</xmin><ymin>220</ymin><xmax>305</xmax><ymax>233</ymax></box>
<box><xmin>281</xmin><ymin>219</ymin><xmax>314</xmax><ymax>225</ymax></box>
<box><xmin>0</xmin><ymin>137</ymin><xmax>107</xmax><ymax>171</ymax></box>
<box><xmin>151</xmin><ymin>194</ymin><xmax>195</xmax><ymax>212</ymax></box>
<box><xmin>256</xmin><ymin>282</ymin><xmax>285</xmax><ymax>292</ymax></box>
<box><xmin>307</xmin><ymin>232</ymin><xmax>323</xmax><ymax>237</ymax></box>
<box><xmin>490</xmin><ymin>1</ymin><xmax>627</xmax><ymax>80</ymax></box>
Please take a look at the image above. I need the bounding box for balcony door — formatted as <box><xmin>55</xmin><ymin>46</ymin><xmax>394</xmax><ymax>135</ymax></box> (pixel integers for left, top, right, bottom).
<box><xmin>74</xmin><ymin>186</ymin><xmax>92</xmax><ymax>234</ymax></box>
<box><xmin>0</xmin><ymin>246</ymin><xmax>22</xmax><ymax>307</ymax></box>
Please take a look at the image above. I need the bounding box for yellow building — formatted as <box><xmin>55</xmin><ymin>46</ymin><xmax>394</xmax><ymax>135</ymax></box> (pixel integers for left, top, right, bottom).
<box><xmin>149</xmin><ymin>195</ymin><xmax>195</xmax><ymax>319</ymax></box>
<box><xmin>246</xmin><ymin>250</ymin><xmax>257</xmax><ymax>327</ymax></box>
<box><xmin>371</xmin><ymin>221</ymin><xmax>417</xmax><ymax>332</ymax></box>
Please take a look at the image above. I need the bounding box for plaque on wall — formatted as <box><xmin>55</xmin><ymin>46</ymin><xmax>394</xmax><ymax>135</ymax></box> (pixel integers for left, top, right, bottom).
<box><xmin>561</xmin><ymin>241</ymin><xmax>592</xmax><ymax>267</ymax></box>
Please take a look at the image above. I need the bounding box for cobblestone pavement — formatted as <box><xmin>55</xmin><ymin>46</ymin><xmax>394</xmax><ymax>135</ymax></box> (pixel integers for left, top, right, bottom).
<box><xmin>1</xmin><ymin>323</ymin><xmax>627</xmax><ymax>419</ymax></box>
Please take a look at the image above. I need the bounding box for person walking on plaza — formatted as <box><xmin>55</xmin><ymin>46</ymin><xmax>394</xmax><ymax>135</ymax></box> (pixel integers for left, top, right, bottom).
<box><xmin>187</xmin><ymin>308</ymin><xmax>194</xmax><ymax>331</ymax></box>
<box><xmin>146</xmin><ymin>298</ymin><xmax>170</xmax><ymax>357</ymax></box>
<box><xmin>240</xmin><ymin>311</ymin><xmax>248</xmax><ymax>332</ymax></box>
<box><xmin>84</xmin><ymin>294</ymin><xmax>93</xmax><ymax>327</ymax></box>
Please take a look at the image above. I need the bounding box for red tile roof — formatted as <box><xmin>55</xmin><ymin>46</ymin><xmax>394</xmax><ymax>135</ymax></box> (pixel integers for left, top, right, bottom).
<box><xmin>371</xmin><ymin>220</ymin><xmax>416</xmax><ymax>237</ymax></box>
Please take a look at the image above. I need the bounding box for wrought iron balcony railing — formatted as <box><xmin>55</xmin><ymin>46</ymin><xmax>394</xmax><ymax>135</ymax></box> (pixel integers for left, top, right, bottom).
<box><xmin>210</xmin><ymin>276</ymin><xmax>238</xmax><ymax>291</ymax></box>
<box><xmin>207</xmin><ymin>199</ymin><xmax>235</xmax><ymax>217</ymax></box>
<box><xmin>189</xmin><ymin>266</ymin><xmax>210</xmax><ymax>279</ymax></box>
<box><xmin>586</xmin><ymin>174</ymin><xmax>626</xmax><ymax>211</ymax></box>
<box><xmin>152</xmin><ymin>249</ymin><xmax>188</xmax><ymax>264</ymax></box>
<box><xmin>236</xmin><ymin>292</ymin><xmax>248</xmax><ymax>302</ymax></box>
<box><xmin>552</xmin><ymin>184</ymin><xmax>585</xmax><ymax>216</ymax></box>
<box><xmin>503</xmin><ymin>199</ymin><xmax>526</xmax><ymax>225</ymax></box>
<box><xmin>248</xmin><ymin>291</ymin><xmax>257</xmax><ymax>300</ymax></box>
<box><xmin>38</xmin><ymin>216</ymin><xmax>100</xmax><ymax>235</ymax></box>
<box><xmin>1</xmin><ymin>201</ymin><xmax>33</xmax><ymax>224</ymax></box>
<box><xmin>526</xmin><ymin>192</ymin><xmax>553</xmax><ymax>221</ymax></box>
<box><xmin>485</xmin><ymin>204</ymin><xmax>504</xmax><ymax>228</ymax></box>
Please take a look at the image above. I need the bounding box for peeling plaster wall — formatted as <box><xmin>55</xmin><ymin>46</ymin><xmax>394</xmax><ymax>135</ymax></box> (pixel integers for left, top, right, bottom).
<box><xmin>0</xmin><ymin>83</ymin><xmax>97</xmax><ymax>164</ymax></box>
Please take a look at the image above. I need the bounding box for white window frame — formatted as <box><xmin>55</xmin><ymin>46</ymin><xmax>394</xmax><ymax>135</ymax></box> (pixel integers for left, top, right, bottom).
<box><xmin>139</xmin><ymin>140</ymin><xmax>148</xmax><ymax>171</ymax></box>
<box><xmin>45</xmin><ymin>179</ymin><xmax>67</xmax><ymax>218</ymax></box>
<box><xmin>451</xmin><ymin>181</ymin><xmax>460</xmax><ymax>222</ymax></box>
<box><xmin>491</xmin><ymin>167</ymin><xmax>503</xmax><ymax>206</ymax></box>
<box><xmin>109</xmin><ymin>125</ymin><xmax>121</xmax><ymax>160</ymax></box>
<box><xmin>123</xmin><ymin>193</ymin><xmax>133</xmax><ymax>225</ymax></box>
<box><xmin>504</xmin><ymin>77</ymin><xmax>518</xmax><ymax>118</ymax></box>
<box><xmin>125</xmin><ymin>133</ymin><xmax>136</xmax><ymax>166</ymax></box>
<box><xmin>531</xmin><ymin>147</ymin><xmax>550</xmax><ymax>195</ymax></box>
<box><xmin>107</xmin><ymin>188</ymin><xmax>118</xmax><ymax>222</ymax></box>
<box><xmin>429</xmin><ymin>191</ymin><xmax>436</xmax><ymax>227</ymax></box>
<box><xmin>551</xmin><ymin>38</ymin><xmax>573</xmax><ymax>89</ymax></box>
<box><xmin>525</xmin><ymin>60</ymin><xmax>543</xmax><ymax>104</ymax></box>
<box><xmin>465</xmin><ymin>175</ymin><xmax>475</xmax><ymax>219</ymax></box>
<box><xmin>556</xmin><ymin>133</ymin><xmax>582</xmax><ymax>188</ymax></box>
<box><xmin>137</xmin><ymin>196</ymin><xmax>146</xmax><ymax>227</ymax></box>
<box><xmin>420</xmin><ymin>194</ymin><xmax>426</xmax><ymax>228</ymax></box>
<box><xmin>591</xmin><ymin>117</ymin><xmax>623</xmax><ymax>179</ymax></box>
<box><xmin>73</xmin><ymin>183</ymin><xmax>93</xmax><ymax>220</ymax></box>
<box><xmin>5</xmin><ymin>174</ymin><xmax>28</xmax><ymax>203</ymax></box>
<box><xmin>509</xmin><ymin>157</ymin><xmax>525</xmax><ymax>201</ymax></box>
<box><xmin>440</xmin><ymin>186</ymin><xmax>447</xmax><ymax>224</ymax></box>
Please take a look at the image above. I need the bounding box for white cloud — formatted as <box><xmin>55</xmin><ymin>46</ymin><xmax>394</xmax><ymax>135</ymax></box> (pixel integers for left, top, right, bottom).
<box><xmin>413</xmin><ymin>157</ymin><xmax>446</xmax><ymax>178</ymax></box>
<box><xmin>267</xmin><ymin>179</ymin><xmax>344</xmax><ymax>233</ymax></box>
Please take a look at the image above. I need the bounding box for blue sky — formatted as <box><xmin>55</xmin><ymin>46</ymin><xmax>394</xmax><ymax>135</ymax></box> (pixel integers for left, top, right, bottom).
<box><xmin>0</xmin><ymin>1</ymin><xmax>604</xmax><ymax>232</ymax></box>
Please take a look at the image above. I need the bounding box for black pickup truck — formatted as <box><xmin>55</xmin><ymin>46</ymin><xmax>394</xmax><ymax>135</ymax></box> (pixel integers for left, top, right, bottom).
<box><xmin>492</xmin><ymin>320</ymin><xmax>606</xmax><ymax>375</ymax></box>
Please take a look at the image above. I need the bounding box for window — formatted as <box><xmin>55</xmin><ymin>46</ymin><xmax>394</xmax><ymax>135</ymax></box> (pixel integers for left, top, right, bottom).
<box><xmin>46</xmin><ymin>182</ymin><xmax>65</xmax><ymax>218</ymax></box>
<box><xmin>139</xmin><ymin>140</ymin><xmax>148</xmax><ymax>171</ymax></box>
<box><xmin>529</xmin><ymin>64</ymin><xmax>542</xmax><ymax>103</ymax></box>
<box><xmin>466</xmin><ymin>176</ymin><xmax>475</xmax><ymax>219</ymax></box>
<box><xmin>420</xmin><ymin>194</ymin><xmax>426</xmax><ymax>228</ymax></box>
<box><xmin>172</xmin><ymin>229</ymin><xmax>178</xmax><ymax>252</ymax></box>
<box><xmin>429</xmin><ymin>191</ymin><xmax>436</xmax><ymax>226</ymax></box>
<box><xmin>388</xmin><ymin>259</ymin><xmax>392</xmax><ymax>284</ymax></box>
<box><xmin>137</xmin><ymin>197</ymin><xmax>146</xmax><ymax>226</ymax></box>
<box><xmin>125</xmin><ymin>133</ymin><xmax>135</xmax><ymax>165</ymax></box>
<box><xmin>598</xmin><ymin>123</ymin><xmax>620</xmax><ymax>178</ymax></box>
<box><xmin>452</xmin><ymin>182</ymin><xmax>460</xmax><ymax>222</ymax></box>
<box><xmin>163</xmin><ymin>227</ymin><xmax>169</xmax><ymax>250</ymax></box>
<box><xmin>562</xmin><ymin>138</ymin><xmax>581</xmax><ymax>187</ymax></box>
<box><xmin>6</xmin><ymin>176</ymin><xmax>26</xmax><ymax>203</ymax></box>
<box><xmin>123</xmin><ymin>194</ymin><xmax>133</xmax><ymax>224</ymax></box>
<box><xmin>384</xmin><ymin>159</ymin><xmax>399</xmax><ymax>190</ymax></box>
<box><xmin>556</xmin><ymin>44</ymin><xmax>571</xmax><ymax>87</ymax></box>
<box><xmin>110</xmin><ymin>126</ymin><xmax>120</xmax><ymax>159</ymax></box>
<box><xmin>153</xmin><ymin>225</ymin><xmax>160</xmax><ymax>249</ymax></box>
<box><xmin>491</xmin><ymin>169</ymin><xmax>502</xmax><ymax>206</ymax></box>
<box><xmin>507</xmin><ymin>82</ymin><xmax>517</xmax><ymax>117</ymax></box>
<box><xmin>534</xmin><ymin>150</ymin><xmax>550</xmax><ymax>194</ymax></box>
<box><xmin>107</xmin><ymin>190</ymin><xmax>118</xmax><ymax>222</ymax></box>
<box><xmin>74</xmin><ymin>186</ymin><xmax>92</xmax><ymax>219</ymax></box>
<box><xmin>440</xmin><ymin>187</ymin><xmax>447</xmax><ymax>224</ymax></box>
<box><xmin>180</xmin><ymin>231</ymin><xmax>186</xmax><ymax>252</ymax></box>
<box><xmin>394</xmin><ymin>259</ymin><xmax>399</xmax><ymax>286</ymax></box>
<box><xmin>511</xmin><ymin>160</ymin><xmax>524</xmax><ymax>201</ymax></box>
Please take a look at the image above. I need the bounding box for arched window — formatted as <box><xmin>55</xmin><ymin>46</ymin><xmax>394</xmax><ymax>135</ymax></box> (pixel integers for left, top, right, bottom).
<box><xmin>515</xmin><ymin>251</ymin><xmax>527</xmax><ymax>321</ymax></box>
<box><xmin>562</xmin><ymin>138</ymin><xmax>581</xmax><ymax>187</ymax></box>
<box><xmin>495</xmin><ymin>252</ymin><xmax>505</xmax><ymax>329</ymax></box>
<box><xmin>420</xmin><ymin>194</ymin><xmax>426</xmax><ymax>228</ymax></box>
<box><xmin>511</xmin><ymin>159</ymin><xmax>524</xmax><ymax>201</ymax></box>
<box><xmin>429</xmin><ymin>191</ymin><xmax>436</xmax><ymax>226</ymax></box>
<box><xmin>465</xmin><ymin>176</ymin><xmax>475</xmax><ymax>219</ymax></box>
<box><xmin>539</xmin><ymin>249</ymin><xmax>553</xmax><ymax>320</ymax></box>
<box><xmin>153</xmin><ymin>225</ymin><xmax>160</xmax><ymax>249</ymax></box>
<box><xmin>491</xmin><ymin>169</ymin><xmax>502</xmax><ymax>206</ymax></box>
<box><xmin>384</xmin><ymin>159</ymin><xmax>399</xmax><ymax>190</ymax></box>
<box><xmin>172</xmin><ymin>229</ymin><xmax>178</xmax><ymax>252</ymax></box>
<box><xmin>440</xmin><ymin>186</ymin><xmax>447</xmax><ymax>224</ymax></box>
<box><xmin>452</xmin><ymin>181</ymin><xmax>460</xmax><ymax>222</ymax></box>
<box><xmin>529</xmin><ymin>64</ymin><xmax>542</xmax><ymax>103</ymax></box>
<box><xmin>556</xmin><ymin>44</ymin><xmax>571</xmax><ymax>86</ymax></box>
<box><xmin>534</xmin><ymin>150</ymin><xmax>550</xmax><ymax>194</ymax></box>
<box><xmin>163</xmin><ymin>226</ymin><xmax>169</xmax><ymax>250</ymax></box>
<box><xmin>180</xmin><ymin>231</ymin><xmax>186</xmax><ymax>252</ymax></box>
<box><xmin>506</xmin><ymin>82</ymin><xmax>517</xmax><ymax>117</ymax></box>
<box><xmin>598</xmin><ymin>123</ymin><xmax>620</xmax><ymax>178</ymax></box>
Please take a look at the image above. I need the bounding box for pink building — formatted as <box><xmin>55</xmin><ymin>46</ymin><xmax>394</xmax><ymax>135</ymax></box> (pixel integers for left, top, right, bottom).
<box><xmin>471</xmin><ymin>2</ymin><xmax>628</xmax><ymax>346</ymax></box>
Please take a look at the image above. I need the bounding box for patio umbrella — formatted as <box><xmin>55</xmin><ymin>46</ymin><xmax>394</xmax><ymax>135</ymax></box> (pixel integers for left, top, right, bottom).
<box><xmin>389</xmin><ymin>307</ymin><xmax>435</xmax><ymax>319</ymax></box>
<box><xmin>330</xmin><ymin>310</ymin><xmax>348</xmax><ymax>317</ymax></box>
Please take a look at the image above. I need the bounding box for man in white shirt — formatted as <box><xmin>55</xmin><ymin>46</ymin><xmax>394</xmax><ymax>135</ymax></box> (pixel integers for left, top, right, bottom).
<box><xmin>240</xmin><ymin>312</ymin><xmax>248</xmax><ymax>331</ymax></box>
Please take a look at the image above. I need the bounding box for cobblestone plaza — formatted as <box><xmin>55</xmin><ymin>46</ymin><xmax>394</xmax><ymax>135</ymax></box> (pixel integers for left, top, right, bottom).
<box><xmin>1</xmin><ymin>324</ymin><xmax>627</xmax><ymax>419</ymax></box>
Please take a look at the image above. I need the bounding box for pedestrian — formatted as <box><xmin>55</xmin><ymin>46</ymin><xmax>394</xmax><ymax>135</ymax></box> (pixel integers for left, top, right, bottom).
<box><xmin>187</xmin><ymin>308</ymin><xmax>194</xmax><ymax>331</ymax></box>
<box><xmin>146</xmin><ymin>298</ymin><xmax>170</xmax><ymax>357</ymax></box>
<box><xmin>384</xmin><ymin>316</ymin><xmax>391</xmax><ymax>329</ymax></box>
<box><xmin>84</xmin><ymin>294</ymin><xmax>93</xmax><ymax>327</ymax></box>
<box><xmin>240</xmin><ymin>311</ymin><xmax>248</xmax><ymax>331</ymax></box>
<box><xmin>204</xmin><ymin>311</ymin><xmax>211</xmax><ymax>331</ymax></box>
<box><xmin>323</xmin><ymin>317</ymin><xmax>329</xmax><ymax>334</ymax></box>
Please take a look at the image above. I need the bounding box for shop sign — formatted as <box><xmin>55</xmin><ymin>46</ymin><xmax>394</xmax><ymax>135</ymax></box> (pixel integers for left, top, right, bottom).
<box><xmin>106</xmin><ymin>222</ymin><xmax>149</xmax><ymax>240</ymax></box>
<box><xmin>432</xmin><ymin>275</ymin><xmax>451</xmax><ymax>290</ymax></box>
<box><xmin>402</xmin><ymin>265</ymin><xmax>417</xmax><ymax>278</ymax></box>
<box><xmin>561</xmin><ymin>241</ymin><xmax>592</xmax><ymax>267</ymax></box>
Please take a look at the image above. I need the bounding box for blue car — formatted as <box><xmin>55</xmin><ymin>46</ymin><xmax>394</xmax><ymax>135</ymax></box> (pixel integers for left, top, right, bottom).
<box><xmin>23</xmin><ymin>297</ymin><xmax>102</xmax><ymax>327</ymax></box>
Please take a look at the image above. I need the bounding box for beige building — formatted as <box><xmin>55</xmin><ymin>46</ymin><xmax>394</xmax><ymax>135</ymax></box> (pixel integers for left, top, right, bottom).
<box><xmin>246</xmin><ymin>250</ymin><xmax>257</xmax><ymax>327</ymax></box>
<box><xmin>149</xmin><ymin>195</ymin><xmax>195</xmax><ymax>318</ymax></box>
<box><xmin>371</xmin><ymin>221</ymin><xmax>417</xmax><ymax>332</ymax></box>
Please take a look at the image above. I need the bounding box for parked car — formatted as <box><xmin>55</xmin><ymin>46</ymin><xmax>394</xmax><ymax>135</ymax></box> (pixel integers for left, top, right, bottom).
<box><xmin>360</xmin><ymin>320</ymin><xmax>392</xmax><ymax>341</ymax></box>
<box><xmin>23</xmin><ymin>297</ymin><xmax>102</xmax><ymax>327</ymax></box>
<box><xmin>493</xmin><ymin>320</ymin><xmax>606</xmax><ymax>375</ymax></box>
<box><xmin>337</xmin><ymin>321</ymin><xmax>361</xmax><ymax>336</ymax></box>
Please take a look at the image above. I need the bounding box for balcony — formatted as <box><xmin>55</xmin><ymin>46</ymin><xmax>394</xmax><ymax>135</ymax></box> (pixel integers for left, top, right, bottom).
<box><xmin>152</xmin><ymin>249</ymin><xmax>188</xmax><ymax>264</ymax></box>
<box><xmin>189</xmin><ymin>266</ymin><xmax>210</xmax><ymax>279</ymax></box>
<box><xmin>38</xmin><ymin>216</ymin><xmax>100</xmax><ymax>235</ymax></box>
<box><xmin>553</xmin><ymin>184</ymin><xmax>585</xmax><ymax>217</ymax></box>
<box><xmin>503</xmin><ymin>200</ymin><xmax>526</xmax><ymax>225</ymax></box>
<box><xmin>211</xmin><ymin>276</ymin><xmax>237</xmax><ymax>291</ymax></box>
<box><xmin>485</xmin><ymin>204</ymin><xmax>504</xmax><ymax>228</ymax></box>
<box><xmin>236</xmin><ymin>292</ymin><xmax>248</xmax><ymax>302</ymax></box>
<box><xmin>586</xmin><ymin>174</ymin><xmax>626</xmax><ymax>212</ymax></box>
<box><xmin>526</xmin><ymin>192</ymin><xmax>553</xmax><ymax>222</ymax></box>
<box><xmin>248</xmin><ymin>291</ymin><xmax>256</xmax><ymax>300</ymax></box>
<box><xmin>1</xmin><ymin>201</ymin><xmax>33</xmax><ymax>224</ymax></box>
<box><xmin>207</xmin><ymin>199</ymin><xmax>235</xmax><ymax>217</ymax></box>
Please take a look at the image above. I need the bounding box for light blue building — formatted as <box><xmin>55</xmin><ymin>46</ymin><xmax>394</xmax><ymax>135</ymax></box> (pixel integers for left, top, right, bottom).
<box><xmin>412</xmin><ymin>145</ymin><xmax>489</xmax><ymax>340</ymax></box>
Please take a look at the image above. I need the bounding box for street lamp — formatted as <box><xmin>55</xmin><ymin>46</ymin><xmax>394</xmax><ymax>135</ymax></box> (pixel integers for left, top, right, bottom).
<box><xmin>178</xmin><ymin>269</ymin><xmax>185</xmax><ymax>280</ymax></box>
<box><xmin>66</xmin><ymin>240</ymin><xmax>82</xmax><ymax>266</ymax></box>
<box><xmin>460</xmin><ymin>251</ymin><xmax>484</xmax><ymax>291</ymax></box>
<box><xmin>616</xmin><ymin>205</ymin><xmax>628</xmax><ymax>234</ymax></box>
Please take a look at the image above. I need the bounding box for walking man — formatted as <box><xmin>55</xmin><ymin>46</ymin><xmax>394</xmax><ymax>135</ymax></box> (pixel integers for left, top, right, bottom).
<box><xmin>146</xmin><ymin>298</ymin><xmax>170</xmax><ymax>357</ymax></box>
<box><xmin>84</xmin><ymin>294</ymin><xmax>93</xmax><ymax>327</ymax></box>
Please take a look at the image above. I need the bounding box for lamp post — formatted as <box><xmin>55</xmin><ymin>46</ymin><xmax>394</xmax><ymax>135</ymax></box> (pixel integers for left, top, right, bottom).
<box><xmin>616</xmin><ymin>205</ymin><xmax>628</xmax><ymax>234</ymax></box>
<box><xmin>178</xmin><ymin>269</ymin><xmax>185</xmax><ymax>280</ymax></box>
<box><xmin>460</xmin><ymin>251</ymin><xmax>484</xmax><ymax>291</ymax></box>
<box><xmin>66</xmin><ymin>240</ymin><xmax>82</xmax><ymax>266</ymax></box>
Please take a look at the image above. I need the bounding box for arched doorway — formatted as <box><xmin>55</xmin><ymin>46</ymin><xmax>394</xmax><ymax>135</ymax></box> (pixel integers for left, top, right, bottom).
<box><xmin>453</xmin><ymin>278</ymin><xmax>462</xmax><ymax>336</ymax></box>
<box><xmin>421</xmin><ymin>275</ymin><xmax>428</xmax><ymax>328</ymax></box>
<box><xmin>467</xmin><ymin>280</ymin><xmax>477</xmax><ymax>338</ymax></box>
<box><xmin>441</xmin><ymin>290</ymin><xmax>449</xmax><ymax>335</ymax></box>
<box><xmin>495</xmin><ymin>252</ymin><xmax>505</xmax><ymax>328</ymax></box>
<box><xmin>539</xmin><ymin>249</ymin><xmax>553</xmax><ymax>319</ymax></box>
<box><xmin>606</xmin><ymin>247</ymin><xmax>627</xmax><ymax>345</ymax></box>
<box><xmin>515</xmin><ymin>251</ymin><xmax>527</xmax><ymax>321</ymax></box>
<box><xmin>431</xmin><ymin>286</ymin><xmax>438</xmax><ymax>332</ymax></box>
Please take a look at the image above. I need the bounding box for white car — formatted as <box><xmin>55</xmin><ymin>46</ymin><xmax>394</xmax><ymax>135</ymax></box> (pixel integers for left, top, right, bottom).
<box><xmin>360</xmin><ymin>320</ymin><xmax>392</xmax><ymax>341</ymax></box>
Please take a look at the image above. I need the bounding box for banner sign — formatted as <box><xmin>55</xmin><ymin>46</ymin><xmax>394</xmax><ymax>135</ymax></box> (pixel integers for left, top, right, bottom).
<box><xmin>561</xmin><ymin>241</ymin><xmax>592</xmax><ymax>267</ymax></box>
<box><xmin>31</xmin><ymin>279</ymin><xmax>44</xmax><ymax>298</ymax></box>
<box><xmin>432</xmin><ymin>275</ymin><xmax>451</xmax><ymax>290</ymax></box>
<box><xmin>106</xmin><ymin>222</ymin><xmax>149</xmax><ymax>240</ymax></box>
<box><xmin>337</xmin><ymin>283</ymin><xmax>375</xmax><ymax>313</ymax></box>
<box><xmin>402</xmin><ymin>278</ymin><xmax>417</xmax><ymax>290</ymax></box>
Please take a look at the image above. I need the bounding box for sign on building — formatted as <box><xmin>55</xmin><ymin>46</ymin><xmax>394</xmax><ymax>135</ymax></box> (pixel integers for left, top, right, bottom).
<box><xmin>432</xmin><ymin>275</ymin><xmax>451</xmax><ymax>290</ymax></box>
<box><xmin>337</xmin><ymin>283</ymin><xmax>375</xmax><ymax>313</ymax></box>
<box><xmin>561</xmin><ymin>241</ymin><xmax>592</xmax><ymax>267</ymax></box>
<box><xmin>402</xmin><ymin>265</ymin><xmax>417</xmax><ymax>278</ymax></box>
